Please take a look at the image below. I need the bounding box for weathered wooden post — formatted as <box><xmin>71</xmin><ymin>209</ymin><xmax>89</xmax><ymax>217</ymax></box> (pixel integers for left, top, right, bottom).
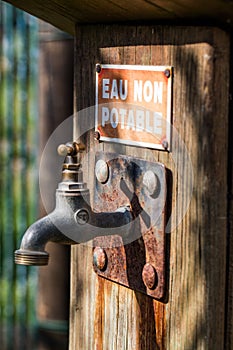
<box><xmin>5</xmin><ymin>1</ymin><xmax>233</xmax><ymax>349</ymax></box>
<box><xmin>70</xmin><ymin>24</ymin><xmax>229</xmax><ymax>350</ymax></box>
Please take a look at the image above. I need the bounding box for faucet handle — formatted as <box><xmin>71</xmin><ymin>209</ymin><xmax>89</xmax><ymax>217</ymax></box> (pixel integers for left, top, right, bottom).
<box><xmin>57</xmin><ymin>141</ymin><xmax>85</xmax><ymax>157</ymax></box>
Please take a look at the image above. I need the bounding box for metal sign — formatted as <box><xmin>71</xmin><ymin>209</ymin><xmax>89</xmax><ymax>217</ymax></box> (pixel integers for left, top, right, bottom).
<box><xmin>95</xmin><ymin>64</ymin><xmax>173</xmax><ymax>151</ymax></box>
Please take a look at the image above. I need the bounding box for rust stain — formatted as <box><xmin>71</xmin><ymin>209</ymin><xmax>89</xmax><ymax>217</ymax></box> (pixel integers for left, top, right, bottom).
<box><xmin>154</xmin><ymin>301</ymin><xmax>166</xmax><ymax>349</ymax></box>
<box><xmin>136</xmin><ymin>293</ymin><xmax>167</xmax><ymax>349</ymax></box>
<box><xmin>94</xmin><ymin>276</ymin><xmax>105</xmax><ymax>350</ymax></box>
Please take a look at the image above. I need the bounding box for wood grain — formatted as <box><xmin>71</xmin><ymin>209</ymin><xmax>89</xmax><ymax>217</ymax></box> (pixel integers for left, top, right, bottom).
<box><xmin>225</xmin><ymin>51</ymin><xmax>233</xmax><ymax>349</ymax></box>
<box><xmin>4</xmin><ymin>0</ymin><xmax>233</xmax><ymax>35</ymax></box>
<box><xmin>70</xmin><ymin>25</ymin><xmax>229</xmax><ymax>349</ymax></box>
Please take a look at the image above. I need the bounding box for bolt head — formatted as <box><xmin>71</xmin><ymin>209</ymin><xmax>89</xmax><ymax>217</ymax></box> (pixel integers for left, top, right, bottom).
<box><xmin>75</xmin><ymin>209</ymin><xmax>89</xmax><ymax>225</ymax></box>
<box><xmin>162</xmin><ymin>140</ymin><xmax>169</xmax><ymax>150</ymax></box>
<box><xmin>142</xmin><ymin>263</ymin><xmax>158</xmax><ymax>290</ymax></box>
<box><xmin>143</xmin><ymin>170</ymin><xmax>158</xmax><ymax>197</ymax></box>
<box><xmin>93</xmin><ymin>247</ymin><xmax>107</xmax><ymax>271</ymax></box>
<box><xmin>96</xmin><ymin>64</ymin><xmax>102</xmax><ymax>73</ymax></box>
<box><xmin>95</xmin><ymin>159</ymin><xmax>109</xmax><ymax>184</ymax></box>
<box><xmin>94</xmin><ymin>131</ymin><xmax>101</xmax><ymax>141</ymax></box>
<box><xmin>164</xmin><ymin>69</ymin><xmax>171</xmax><ymax>78</ymax></box>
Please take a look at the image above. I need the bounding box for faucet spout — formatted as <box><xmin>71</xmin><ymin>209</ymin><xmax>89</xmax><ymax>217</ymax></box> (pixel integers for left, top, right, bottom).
<box><xmin>14</xmin><ymin>212</ymin><xmax>75</xmax><ymax>266</ymax></box>
<box><xmin>14</xmin><ymin>142</ymin><xmax>134</xmax><ymax>266</ymax></box>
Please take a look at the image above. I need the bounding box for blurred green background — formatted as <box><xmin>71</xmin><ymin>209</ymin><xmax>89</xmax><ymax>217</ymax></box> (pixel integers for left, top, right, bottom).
<box><xmin>0</xmin><ymin>2</ymin><xmax>39</xmax><ymax>348</ymax></box>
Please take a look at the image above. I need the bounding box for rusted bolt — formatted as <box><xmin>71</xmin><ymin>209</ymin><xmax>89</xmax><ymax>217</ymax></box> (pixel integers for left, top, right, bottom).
<box><xmin>142</xmin><ymin>263</ymin><xmax>158</xmax><ymax>290</ymax></box>
<box><xmin>162</xmin><ymin>140</ymin><xmax>169</xmax><ymax>150</ymax></box>
<box><xmin>164</xmin><ymin>69</ymin><xmax>170</xmax><ymax>78</ymax></box>
<box><xmin>143</xmin><ymin>170</ymin><xmax>158</xmax><ymax>196</ymax></box>
<box><xmin>96</xmin><ymin>64</ymin><xmax>102</xmax><ymax>73</ymax></box>
<box><xmin>93</xmin><ymin>247</ymin><xmax>107</xmax><ymax>271</ymax></box>
<box><xmin>94</xmin><ymin>131</ymin><xmax>100</xmax><ymax>141</ymax></box>
<box><xmin>95</xmin><ymin>159</ymin><xmax>109</xmax><ymax>183</ymax></box>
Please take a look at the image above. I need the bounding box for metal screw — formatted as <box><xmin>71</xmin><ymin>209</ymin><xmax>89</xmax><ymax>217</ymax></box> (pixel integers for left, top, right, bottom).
<box><xmin>93</xmin><ymin>247</ymin><xmax>107</xmax><ymax>271</ymax></box>
<box><xmin>164</xmin><ymin>69</ymin><xmax>170</xmax><ymax>78</ymax></box>
<box><xmin>143</xmin><ymin>170</ymin><xmax>158</xmax><ymax>196</ymax></box>
<box><xmin>75</xmin><ymin>209</ymin><xmax>89</xmax><ymax>225</ymax></box>
<box><xmin>94</xmin><ymin>131</ymin><xmax>100</xmax><ymax>141</ymax></box>
<box><xmin>162</xmin><ymin>140</ymin><xmax>169</xmax><ymax>150</ymax></box>
<box><xmin>95</xmin><ymin>159</ymin><xmax>109</xmax><ymax>184</ymax></box>
<box><xmin>142</xmin><ymin>263</ymin><xmax>158</xmax><ymax>290</ymax></box>
<box><xmin>96</xmin><ymin>64</ymin><xmax>102</xmax><ymax>73</ymax></box>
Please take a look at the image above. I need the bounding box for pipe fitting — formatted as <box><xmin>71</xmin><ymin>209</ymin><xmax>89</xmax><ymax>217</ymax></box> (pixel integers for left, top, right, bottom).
<box><xmin>14</xmin><ymin>213</ymin><xmax>75</xmax><ymax>266</ymax></box>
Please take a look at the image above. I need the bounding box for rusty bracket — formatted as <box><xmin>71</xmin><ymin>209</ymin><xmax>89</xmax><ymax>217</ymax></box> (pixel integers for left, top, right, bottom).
<box><xmin>93</xmin><ymin>152</ymin><xmax>168</xmax><ymax>301</ymax></box>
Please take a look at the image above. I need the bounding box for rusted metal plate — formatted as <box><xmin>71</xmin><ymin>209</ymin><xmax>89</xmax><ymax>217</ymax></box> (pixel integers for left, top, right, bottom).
<box><xmin>93</xmin><ymin>152</ymin><xmax>168</xmax><ymax>300</ymax></box>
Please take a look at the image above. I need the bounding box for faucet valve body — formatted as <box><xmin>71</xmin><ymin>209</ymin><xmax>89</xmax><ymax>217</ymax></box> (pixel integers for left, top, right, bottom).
<box><xmin>14</xmin><ymin>142</ymin><xmax>133</xmax><ymax>266</ymax></box>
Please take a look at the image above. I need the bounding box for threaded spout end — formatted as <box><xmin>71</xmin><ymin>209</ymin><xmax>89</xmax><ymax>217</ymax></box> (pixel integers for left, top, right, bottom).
<box><xmin>14</xmin><ymin>249</ymin><xmax>49</xmax><ymax>266</ymax></box>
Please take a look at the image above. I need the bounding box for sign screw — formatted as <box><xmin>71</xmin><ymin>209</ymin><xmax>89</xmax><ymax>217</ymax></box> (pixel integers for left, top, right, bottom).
<box><xmin>164</xmin><ymin>69</ymin><xmax>170</xmax><ymax>78</ymax></box>
<box><xmin>96</xmin><ymin>64</ymin><xmax>102</xmax><ymax>73</ymax></box>
<box><xmin>142</xmin><ymin>263</ymin><xmax>158</xmax><ymax>290</ymax></box>
<box><xmin>94</xmin><ymin>131</ymin><xmax>100</xmax><ymax>141</ymax></box>
<box><xmin>95</xmin><ymin>159</ymin><xmax>109</xmax><ymax>183</ymax></box>
<box><xmin>162</xmin><ymin>140</ymin><xmax>169</xmax><ymax>150</ymax></box>
<box><xmin>93</xmin><ymin>247</ymin><xmax>107</xmax><ymax>271</ymax></box>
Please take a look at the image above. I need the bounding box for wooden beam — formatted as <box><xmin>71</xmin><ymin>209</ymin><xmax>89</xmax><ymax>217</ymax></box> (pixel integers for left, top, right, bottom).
<box><xmin>4</xmin><ymin>0</ymin><xmax>233</xmax><ymax>34</ymax></box>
